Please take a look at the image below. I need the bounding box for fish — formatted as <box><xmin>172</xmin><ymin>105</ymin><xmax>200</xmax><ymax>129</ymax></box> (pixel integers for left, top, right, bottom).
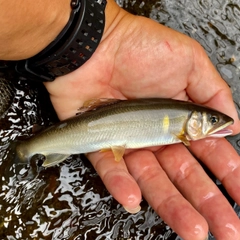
<box><xmin>0</xmin><ymin>77</ymin><xmax>15</xmax><ymax>118</ymax></box>
<box><xmin>15</xmin><ymin>98</ymin><xmax>234</xmax><ymax>167</ymax></box>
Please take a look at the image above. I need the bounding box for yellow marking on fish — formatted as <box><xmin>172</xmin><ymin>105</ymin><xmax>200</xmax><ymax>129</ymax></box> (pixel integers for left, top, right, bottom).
<box><xmin>163</xmin><ymin>115</ymin><xmax>170</xmax><ymax>133</ymax></box>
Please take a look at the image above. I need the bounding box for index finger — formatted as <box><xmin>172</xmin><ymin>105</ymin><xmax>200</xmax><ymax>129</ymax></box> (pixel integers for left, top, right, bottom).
<box><xmin>87</xmin><ymin>151</ymin><xmax>142</xmax><ymax>213</ymax></box>
<box><xmin>124</xmin><ymin>149</ymin><xmax>208</xmax><ymax>240</ymax></box>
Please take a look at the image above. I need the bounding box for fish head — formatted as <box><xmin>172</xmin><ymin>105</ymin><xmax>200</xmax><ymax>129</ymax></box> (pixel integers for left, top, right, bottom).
<box><xmin>186</xmin><ymin>110</ymin><xmax>234</xmax><ymax>140</ymax></box>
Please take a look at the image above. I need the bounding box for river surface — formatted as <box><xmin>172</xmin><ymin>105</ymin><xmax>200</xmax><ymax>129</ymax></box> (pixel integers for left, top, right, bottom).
<box><xmin>1</xmin><ymin>0</ymin><xmax>240</xmax><ymax>239</ymax></box>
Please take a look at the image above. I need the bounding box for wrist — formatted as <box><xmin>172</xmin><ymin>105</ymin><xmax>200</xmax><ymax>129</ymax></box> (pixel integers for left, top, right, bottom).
<box><xmin>0</xmin><ymin>0</ymin><xmax>122</xmax><ymax>61</ymax></box>
<box><xmin>0</xmin><ymin>0</ymin><xmax>71</xmax><ymax>60</ymax></box>
<box><xmin>1</xmin><ymin>0</ymin><xmax>126</xmax><ymax>82</ymax></box>
<box><xmin>102</xmin><ymin>0</ymin><xmax>123</xmax><ymax>40</ymax></box>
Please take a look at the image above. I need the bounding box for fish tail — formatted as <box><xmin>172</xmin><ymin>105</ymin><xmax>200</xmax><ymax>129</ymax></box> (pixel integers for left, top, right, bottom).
<box><xmin>7</xmin><ymin>141</ymin><xmax>29</xmax><ymax>165</ymax></box>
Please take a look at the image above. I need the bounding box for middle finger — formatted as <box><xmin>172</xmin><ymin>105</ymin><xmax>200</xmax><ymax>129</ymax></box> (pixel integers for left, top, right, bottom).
<box><xmin>125</xmin><ymin>149</ymin><xmax>208</xmax><ymax>240</ymax></box>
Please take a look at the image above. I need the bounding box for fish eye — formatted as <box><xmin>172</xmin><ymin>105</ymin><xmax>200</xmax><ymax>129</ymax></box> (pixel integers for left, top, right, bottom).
<box><xmin>210</xmin><ymin>115</ymin><xmax>219</xmax><ymax>125</ymax></box>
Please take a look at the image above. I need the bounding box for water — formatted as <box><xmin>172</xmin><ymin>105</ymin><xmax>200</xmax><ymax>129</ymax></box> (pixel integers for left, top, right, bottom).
<box><xmin>0</xmin><ymin>77</ymin><xmax>15</xmax><ymax>118</ymax></box>
<box><xmin>1</xmin><ymin>0</ymin><xmax>240</xmax><ymax>239</ymax></box>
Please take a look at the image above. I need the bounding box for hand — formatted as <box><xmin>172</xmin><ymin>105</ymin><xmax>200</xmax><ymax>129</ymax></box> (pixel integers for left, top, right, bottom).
<box><xmin>43</xmin><ymin>1</ymin><xmax>240</xmax><ymax>239</ymax></box>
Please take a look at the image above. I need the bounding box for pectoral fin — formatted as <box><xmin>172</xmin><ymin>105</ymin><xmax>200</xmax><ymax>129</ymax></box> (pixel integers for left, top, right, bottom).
<box><xmin>42</xmin><ymin>154</ymin><xmax>71</xmax><ymax>168</ymax></box>
<box><xmin>176</xmin><ymin>133</ymin><xmax>190</xmax><ymax>146</ymax></box>
<box><xmin>100</xmin><ymin>145</ymin><xmax>126</xmax><ymax>162</ymax></box>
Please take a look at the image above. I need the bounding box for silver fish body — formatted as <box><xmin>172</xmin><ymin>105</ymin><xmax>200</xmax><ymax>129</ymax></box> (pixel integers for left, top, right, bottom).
<box><xmin>15</xmin><ymin>98</ymin><xmax>233</xmax><ymax>167</ymax></box>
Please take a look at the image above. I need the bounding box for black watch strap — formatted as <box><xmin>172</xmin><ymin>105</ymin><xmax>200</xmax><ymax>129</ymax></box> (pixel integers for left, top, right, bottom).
<box><xmin>0</xmin><ymin>0</ymin><xmax>107</xmax><ymax>82</ymax></box>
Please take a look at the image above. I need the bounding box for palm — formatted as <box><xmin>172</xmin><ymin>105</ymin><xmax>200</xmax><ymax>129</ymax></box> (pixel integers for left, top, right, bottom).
<box><xmin>45</xmin><ymin>11</ymin><xmax>240</xmax><ymax>240</ymax></box>
<box><xmin>46</xmin><ymin>16</ymin><xmax>231</xmax><ymax>120</ymax></box>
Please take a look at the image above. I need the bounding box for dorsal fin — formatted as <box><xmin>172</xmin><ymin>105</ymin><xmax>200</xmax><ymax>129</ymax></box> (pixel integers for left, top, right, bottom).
<box><xmin>77</xmin><ymin>98</ymin><xmax>121</xmax><ymax>115</ymax></box>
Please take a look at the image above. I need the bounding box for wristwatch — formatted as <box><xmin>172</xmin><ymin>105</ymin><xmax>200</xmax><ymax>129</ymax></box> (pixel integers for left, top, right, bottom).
<box><xmin>0</xmin><ymin>0</ymin><xmax>107</xmax><ymax>82</ymax></box>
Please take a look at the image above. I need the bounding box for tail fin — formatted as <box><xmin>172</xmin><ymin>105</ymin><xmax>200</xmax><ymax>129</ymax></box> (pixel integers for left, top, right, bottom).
<box><xmin>7</xmin><ymin>141</ymin><xmax>29</xmax><ymax>165</ymax></box>
<box><xmin>6</xmin><ymin>141</ymin><xmax>42</xmax><ymax>182</ymax></box>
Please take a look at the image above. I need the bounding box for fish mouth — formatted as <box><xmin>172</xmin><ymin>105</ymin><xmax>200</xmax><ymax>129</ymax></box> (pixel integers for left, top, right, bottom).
<box><xmin>209</xmin><ymin>128</ymin><xmax>233</xmax><ymax>137</ymax></box>
<box><xmin>208</xmin><ymin>120</ymin><xmax>234</xmax><ymax>138</ymax></box>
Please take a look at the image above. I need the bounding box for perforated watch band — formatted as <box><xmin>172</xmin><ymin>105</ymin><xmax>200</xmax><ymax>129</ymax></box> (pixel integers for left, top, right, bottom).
<box><xmin>1</xmin><ymin>0</ymin><xmax>106</xmax><ymax>82</ymax></box>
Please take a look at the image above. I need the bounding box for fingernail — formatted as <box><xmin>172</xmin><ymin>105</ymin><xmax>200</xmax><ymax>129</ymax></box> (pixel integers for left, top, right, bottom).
<box><xmin>123</xmin><ymin>205</ymin><xmax>141</xmax><ymax>214</ymax></box>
